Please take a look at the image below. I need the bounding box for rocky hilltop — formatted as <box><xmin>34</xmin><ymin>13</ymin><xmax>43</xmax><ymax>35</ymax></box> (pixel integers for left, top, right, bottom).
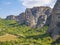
<box><xmin>6</xmin><ymin>6</ymin><xmax>52</xmax><ymax>28</ymax></box>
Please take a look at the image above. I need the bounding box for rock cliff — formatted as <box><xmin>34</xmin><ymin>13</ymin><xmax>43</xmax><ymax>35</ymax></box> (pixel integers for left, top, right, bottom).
<box><xmin>6</xmin><ymin>6</ymin><xmax>52</xmax><ymax>28</ymax></box>
<box><xmin>6</xmin><ymin>15</ymin><xmax>16</xmax><ymax>20</ymax></box>
<box><xmin>47</xmin><ymin>0</ymin><xmax>60</xmax><ymax>41</ymax></box>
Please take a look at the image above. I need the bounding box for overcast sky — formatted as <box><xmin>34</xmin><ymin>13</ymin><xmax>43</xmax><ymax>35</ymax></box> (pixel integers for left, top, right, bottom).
<box><xmin>0</xmin><ymin>0</ymin><xmax>57</xmax><ymax>18</ymax></box>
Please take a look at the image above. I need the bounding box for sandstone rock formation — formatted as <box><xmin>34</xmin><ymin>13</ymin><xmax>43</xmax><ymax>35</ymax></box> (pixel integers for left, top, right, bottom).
<box><xmin>47</xmin><ymin>0</ymin><xmax>60</xmax><ymax>41</ymax></box>
<box><xmin>6</xmin><ymin>6</ymin><xmax>52</xmax><ymax>28</ymax></box>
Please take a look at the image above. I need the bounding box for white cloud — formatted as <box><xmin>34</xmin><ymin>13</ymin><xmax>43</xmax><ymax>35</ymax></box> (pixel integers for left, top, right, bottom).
<box><xmin>19</xmin><ymin>0</ymin><xmax>57</xmax><ymax>8</ymax></box>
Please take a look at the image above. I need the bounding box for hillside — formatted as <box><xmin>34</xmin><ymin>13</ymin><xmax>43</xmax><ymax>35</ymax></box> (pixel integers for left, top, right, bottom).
<box><xmin>0</xmin><ymin>19</ymin><xmax>60</xmax><ymax>45</ymax></box>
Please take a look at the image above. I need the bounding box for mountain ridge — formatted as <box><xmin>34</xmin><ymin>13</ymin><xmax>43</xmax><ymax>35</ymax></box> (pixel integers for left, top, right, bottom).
<box><xmin>6</xmin><ymin>6</ymin><xmax>52</xmax><ymax>28</ymax></box>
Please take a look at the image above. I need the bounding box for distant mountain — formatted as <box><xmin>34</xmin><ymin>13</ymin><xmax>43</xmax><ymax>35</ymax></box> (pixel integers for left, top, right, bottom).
<box><xmin>6</xmin><ymin>15</ymin><xmax>16</xmax><ymax>20</ymax></box>
<box><xmin>6</xmin><ymin>6</ymin><xmax>52</xmax><ymax>28</ymax></box>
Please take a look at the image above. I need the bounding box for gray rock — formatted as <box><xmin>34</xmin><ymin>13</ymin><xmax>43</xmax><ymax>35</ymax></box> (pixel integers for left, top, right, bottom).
<box><xmin>25</xmin><ymin>6</ymin><xmax>52</xmax><ymax>28</ymax></box>
<box><xmin>47</xmin><ymin>0</ymin><xmax>60</xmax><ymax>41</ymax></box>
<box><xmin>6</xmin><ymin>15</ymin><xmax>16</xmax><ymax>20</ymax></box>
<box><xmin>6</xmin><ymin>6</ymin><xmax>52</xmax><ymax>28</ymax></box>
<box><xmin>16</xmin><ymin>13</ymin><xmax>26</xmax><ymax>24</ymax></box>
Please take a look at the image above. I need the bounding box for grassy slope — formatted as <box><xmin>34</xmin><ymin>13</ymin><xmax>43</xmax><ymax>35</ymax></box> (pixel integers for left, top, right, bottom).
<box><xmin>0</xmin><ymin>19</ymin><xmax>60</xmax><ymax>45</ymax></box>
<box><xmin>0</xmin><ymin>34</ymin><xmax>18</xmax><ymax>42</ymax></box>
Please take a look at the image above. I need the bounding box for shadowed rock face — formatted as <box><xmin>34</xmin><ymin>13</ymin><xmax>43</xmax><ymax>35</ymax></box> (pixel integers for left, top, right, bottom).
<box><xmin>16</xmin><ymin>13</ymin><xmax>26</xmax><ymax>24</ymax></box>
<box><xmin>47</xmin><ymin>0</ymin><xmax>60</xmax><ymax>41</ymax></box>
<box><xmin>6</xmin><ymin>6</ymin><xmax>52</xmax><ymax>28</ymax></box>
<box><xmin>25</xmin><ymin>6</ymin><xmax>52</xmax><ymax>28</ymax></box>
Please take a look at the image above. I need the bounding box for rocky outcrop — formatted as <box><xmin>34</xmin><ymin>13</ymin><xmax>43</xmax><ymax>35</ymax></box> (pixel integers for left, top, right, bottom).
<box><xmin>16</xmin><ymin>13</ymin><xmax>26</xmax><ymax>24</ymax></box>
<box><xmin>6</xmin><ymin>6</ymin><xmax>52</xmax><ymax>28</ymax></box>
<box><xmin>6</xmin><ymin>15</ymin><xmax>16</xmax><ymax>20</ymax></box>
<box><xmin>47</xmin><ymin>0</ymin><xmax>60</xmax><ymax>41</ymax></box>
<box><xmin>25</xmin><ymin>6</ymin><xmax>52</xmax><ymax>28</ymax></box>
<box><xmin>6</xmin><ymin>13</ymin><xmax>26</xmax><ymax>24</ymax></box>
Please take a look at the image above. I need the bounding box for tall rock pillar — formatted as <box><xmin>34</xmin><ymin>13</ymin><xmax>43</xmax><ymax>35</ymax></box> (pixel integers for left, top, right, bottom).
<box><xmin>47</xmin><ymin>0</ymin><xmax>60</xmax><ymax>41</ymax></box>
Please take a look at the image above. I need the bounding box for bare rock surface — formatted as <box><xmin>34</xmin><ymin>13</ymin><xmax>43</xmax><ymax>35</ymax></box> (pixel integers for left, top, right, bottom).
<box><xmin>6</xmin><ymin>6</ymin><xmax>52</xmax><ymax>28</ymax></box>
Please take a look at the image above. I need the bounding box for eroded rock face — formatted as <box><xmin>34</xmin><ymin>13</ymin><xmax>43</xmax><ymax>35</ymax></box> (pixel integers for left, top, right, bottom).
<box><xmin>6</xmin><ymin>6</ymin><xmax>52</xmax><ymax>28</ymax></box>
<box><xmin>16</xmin><ymin>13</ymin><xmax>26</xmax><ymax>24</ymax></box>
<box><xmin>47</xmin><ymin>0</ymin><xmax>60</xmax><ymax>41</ymax></box>
<box><xmin>25</xmin><ymin>6</ymin><xmax>51</xmax><ymax>28</ymax></box>
<box><xmin>25</xmin><ymin>8</ymin><xmax>37</xmax><ymax>28</ymax></box>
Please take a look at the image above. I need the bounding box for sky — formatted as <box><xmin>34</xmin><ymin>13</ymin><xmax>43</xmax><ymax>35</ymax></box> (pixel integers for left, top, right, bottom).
<box><xmin>0</xmin><ymin>0</ymin><xmax>57</xmax><ymax>18</ymax></box>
